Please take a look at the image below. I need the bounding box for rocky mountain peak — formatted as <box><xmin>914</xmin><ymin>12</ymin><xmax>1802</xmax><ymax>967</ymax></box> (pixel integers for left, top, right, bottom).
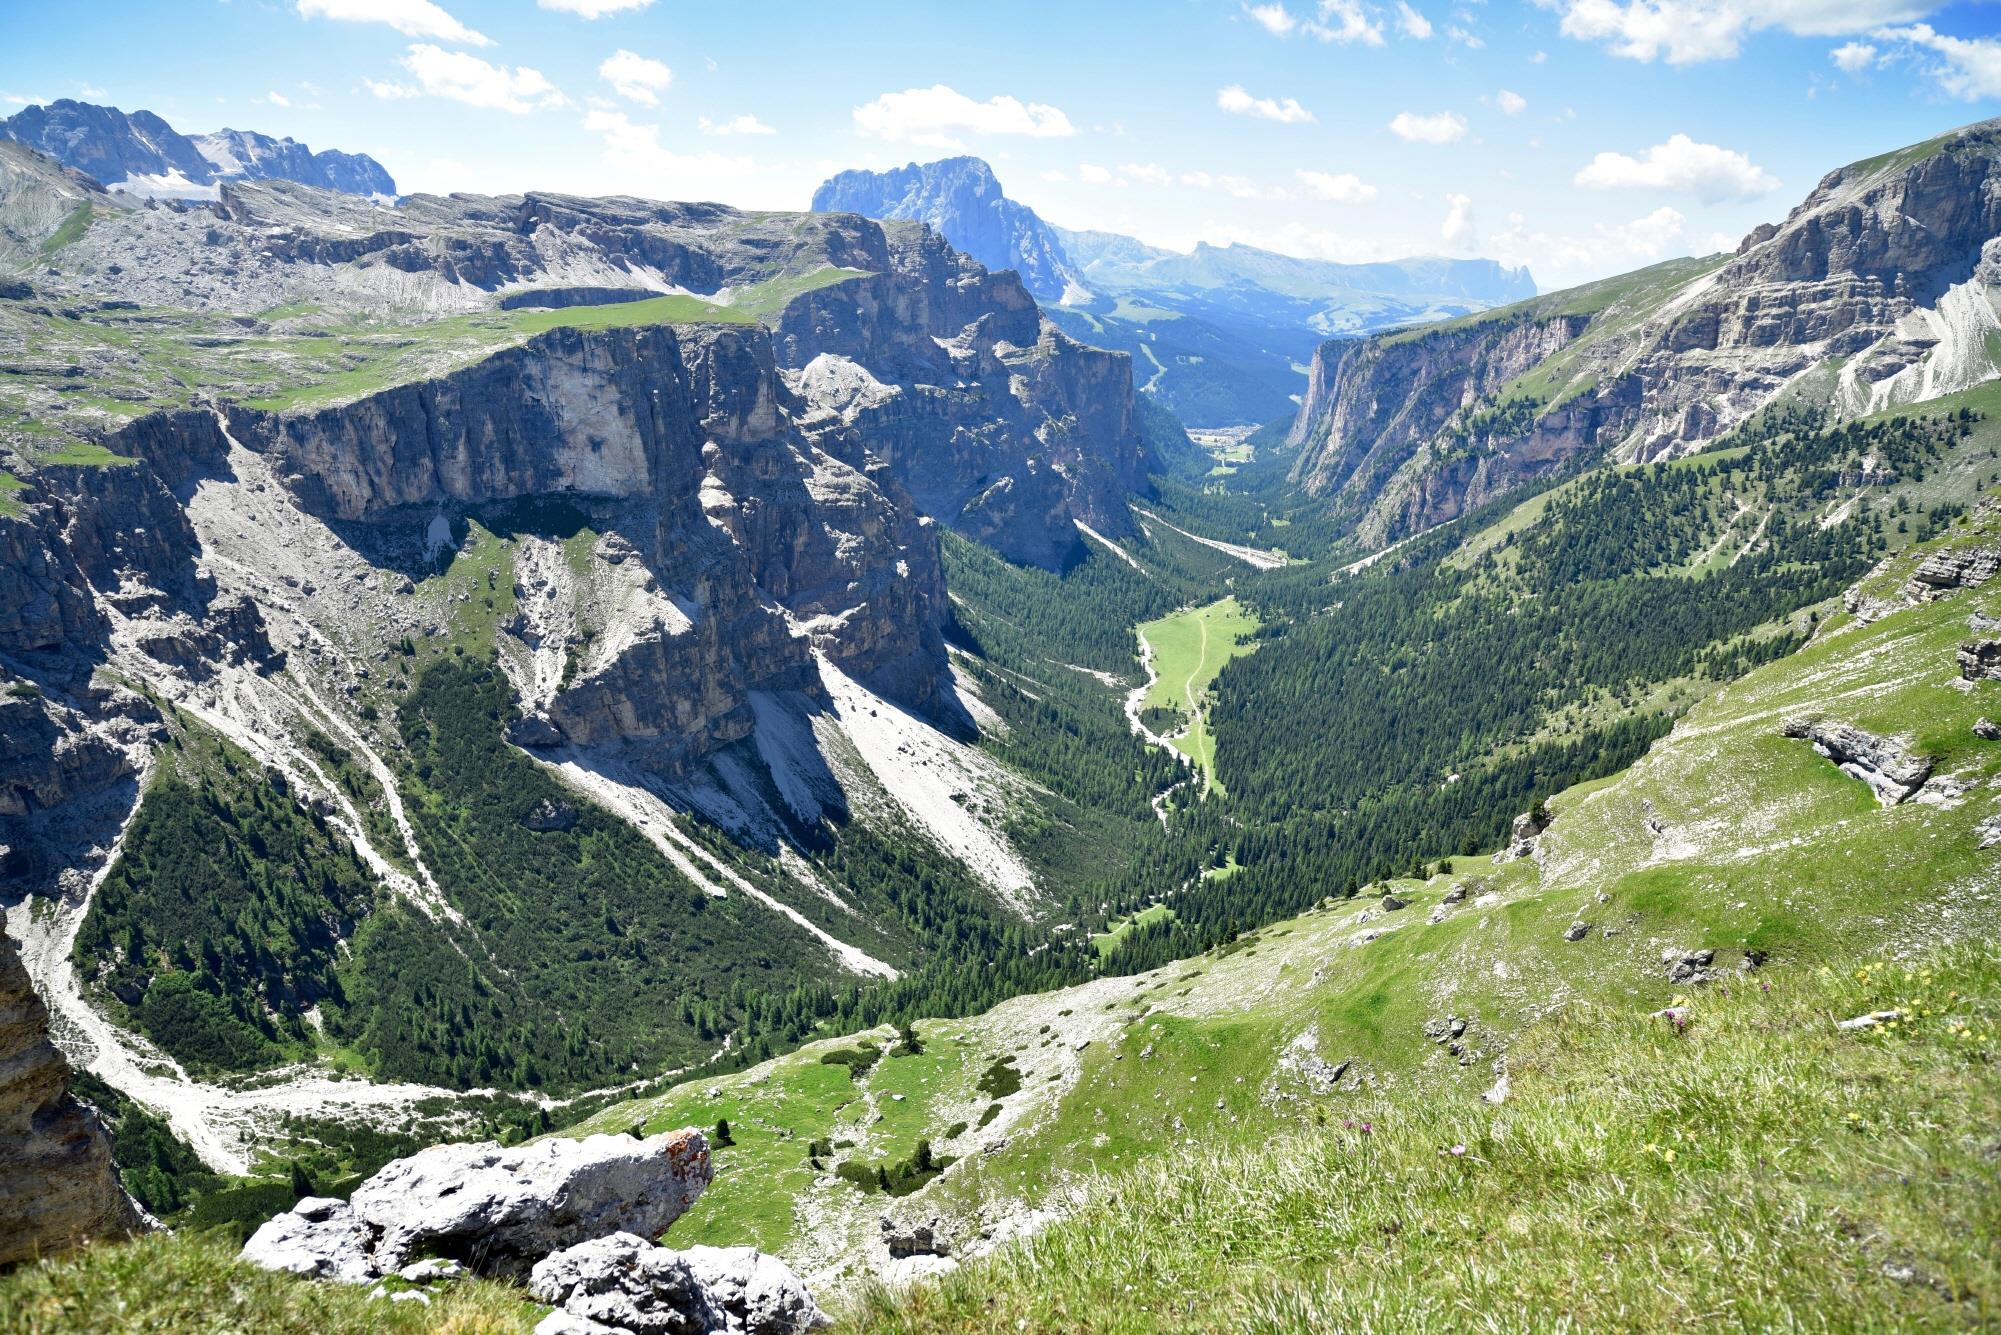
<box><xmin>0</xmin><ymin>99</ymin><xmax>395</xmax><ymax>198</ymax></box>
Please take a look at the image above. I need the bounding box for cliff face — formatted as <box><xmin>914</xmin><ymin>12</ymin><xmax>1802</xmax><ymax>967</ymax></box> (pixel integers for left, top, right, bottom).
<box><xmin>778</xmin><ymin>222</ymin><xmax>1146</xmax><ymax>568</ymax></box>
<box><xmin>0</xmin><ymin>922</ymin><xmax>140</xmax><ymax>1266</ymax></box>
<box><xmin>1289</xmin><ymin>119</ymin><xmax>2001</xmax><ymax>545</ymax></box>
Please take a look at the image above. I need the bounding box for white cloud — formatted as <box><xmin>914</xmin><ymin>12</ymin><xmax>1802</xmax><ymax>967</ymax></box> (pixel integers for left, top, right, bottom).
<box><xmin>599</xmin><ymin>50</ymin><xmax>671</xmax><ymax>106</ymax></box>
<box><xmin>1039</xmin><ymin>168</ymin><xmax>1071</xmax><ymax>183</ymax></box>
<box><xmin>1296</xmin><ymin>169</ymin><xmax>1378</xmax><ymax>202</ymax></box>
<box><xmin>1389</xmin><ymin>110</ymin><xmax>1468</xmax><ymax>143</ymax></box>
<box><xmin>1496</xmin><ymin>88</ymin><xmax>1528</xmax><ymax>114</ymax></box>
<box><xmin>1875</xmin><ymin>24</ymin><xmax>2001</xmax><ymax>99</ymax></box>
<box><xmin>1530</xmin><ymin>49</ymin><xmax>1549</xmax><ymax>62</ymax></box>
<box><xmin>1396</xmin><ymin>2</ymin><xmax>1435</xmax><ymax>37</ymax></box>
<box><xmin>1442</xmin><ymin>192</ymin><xmax>1476</xmax><ymax>246</ymax></box>
<box><xmin>539</xmin><ymin>0</ymin><xmax>653</xmax><ymax>15</ymax></box>
<box><xmin>1546</xmin><ymin>0</ymin><xmax>1935</xmax><ymax>65</ymax></box>
<box><xmin>1078</xmin><ymin>162</ymin><xmax>1119</xmax><ymax>185</ymax></box>
<box><xmin>1310</xmin><ymin>0</ymin><xmax>1387</xmax><ymax>44</ymax></box>
<box><xmin>698</xmin><ymin>113</ymin><xmax>775</xmax><ymax>136</ymax></box>
<box><xmin>1830</xmin><ymin>40</ymin><xmax>1879</xmax><ymax>70</ymax></box>
<box><xmin>397</xmin><ymin>44</ymin><xmax>566</xmax><ymax>113</ymax></box>
<box><xmin>1218</xmin><ymin>84</ymin><xmax>1317</xmax><ymax>124</ymax></box>
<box><xmin>1490</xmin><ymin>204</ymin><xmax>1691</xmax><ymax>282</ymax></box>
<box><xmin>1244</xmin><ymin>2</ymin><xmax>1298</xmax><ymax>35</ymax></box>
<box><xmin>851</xmin><ymin>85</ymin><xmax>1075</xmax><ymax>148</ymax></box>
<box><xmin>264</xmin><ymin>90</ymin><xmax>291</xmax><ymax>107</ymax></box>
<box><xmin>582</xmin><ymin>108</ymin><xmax>763</xmax><ymax>203</ymax></box>
<box><xmin>1220</xmin><ymin>175</ymin><xmax>1291</xmax><ymax>200</ymax></box>
<box><xmin>365</xmin><ymin>78</ymin><xmax>419</xmax><ymax>100</ymax></box>
<box><xmin>1123</xmin><ymin>161</ymin><xmax>1175</xmax><ymax>185</ymax></box>
<box><xmin>296</xmin><ymin>0</ymin><xmax>488</xmax><ymax>47</ymax></box>
<box><xmin>1447</xmin><ymin>24</ymin><xmax>1485</xmax><ymax>47</ymax></box>
<box><xmin>1574</xmin><ymin>133</ymin><xmax>1779</xmax><ymax>202</ymax></box>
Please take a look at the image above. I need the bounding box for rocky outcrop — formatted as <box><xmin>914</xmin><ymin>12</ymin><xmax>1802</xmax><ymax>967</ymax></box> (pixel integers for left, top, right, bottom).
<box><xmin>0</xmin><ymin>921</ymin><xmax>141</xmax><ymax>1266</ymax></box>
<box><xmin>1959</xmin><ymin>640</ymin><xmax>2001</xmax><ymax>682</ymax></box>
<box><xmin>243</xmin><ymin>1129</ymin><xmax>714</xmax><ymax>1280</ymax></box>
<box><xmin>530</xmin><ymin>1232</ymin><xmax>829</xmax><ymax>1335</ymax></box>
<box><xmin>1782</xmin><ymin>718</ymin><xmax>1932</xmax><ymax>805</ymax></box>
<box><xmin>1905</xmin><ymin>546</ymin><xmax>2001</xmax><ymax>603</ymax></box>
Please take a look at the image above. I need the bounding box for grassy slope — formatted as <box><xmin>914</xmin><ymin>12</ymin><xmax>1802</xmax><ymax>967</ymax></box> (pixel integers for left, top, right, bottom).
<box><xmin>561</xmin><ymin>515</ymin><xmax>2001</xmax><ymax>1307</ymax></box>
<box><xmin>7</xmin><ymin>517</ymin><xmax>2000</xmax><ymax>1330</ymax></box>
<box><xmin>1137</xmin><ymin>597</ymin><xmax>1259</xmax><ymax>788</ymax></box>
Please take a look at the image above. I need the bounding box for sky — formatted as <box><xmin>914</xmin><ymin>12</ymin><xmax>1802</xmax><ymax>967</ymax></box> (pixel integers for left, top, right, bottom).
<box><xmin>3</xmin><ymin>0</ymin><xmax>1999</xmax><ymax>290</ymax></box>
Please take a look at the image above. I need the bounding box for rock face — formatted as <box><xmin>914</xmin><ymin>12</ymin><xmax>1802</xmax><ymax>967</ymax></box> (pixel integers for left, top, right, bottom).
<box><xmin>1783</xmin><ymin>718</ymin><xmax>1933</xmax><ymax>805</ymax></box>
<box><xmin>1288</xmin><ymin>119</ymin><xmax>2001</xmax><ymax>545</ymax></box>
<box><xmin>1959</xmin><ymin>640</ymin><xmax>2001</xmax><ymax>682</ymax></box>
<box><xmin>0</xmin><ymin>100</ymin><xmax>393</xmax><ymax>196</ymax></box>
<box><xmin>529</xmin><ymin>1232</ymin><xmax>830</xmax><ymax>1335</ymax></box>
<box><xmin>0</xmin><ymin>922</ymin><xmax>141</xmax><ymax>1267</ymax></box>
<box><xmin>813</xmin><ymin>156</ymin><xmax>1077</xmax><ymax>302</ymax></box>
<box><xmin>1906</xmin><ymin>546</ymin><xmax>2001</xmax><ymax>603</ymax></box>
<box><xmin>244</xmin><ymin>1130</ymin><xmax>714</xmax><ymax>1281</ymax></box>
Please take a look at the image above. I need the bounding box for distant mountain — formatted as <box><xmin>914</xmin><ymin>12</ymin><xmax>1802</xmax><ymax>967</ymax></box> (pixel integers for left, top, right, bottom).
<box><xmin>0</xmin><ymin>99</ymin><xmax>394</xmax><ymax>198</ymax></box>
<box><xmin>810</xmin><ymin>157</ymin><xmax>1535</xmax><ymax>426</ymax></box>
<box><xmin>813</xmin><ymin>156</ymin><xmax>1077</xmax><ymax>301</ymax></box>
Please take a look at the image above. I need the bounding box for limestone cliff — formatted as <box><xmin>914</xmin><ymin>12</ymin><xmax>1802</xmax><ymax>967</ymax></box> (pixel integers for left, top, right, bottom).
<box><xmin>0</xmin><ymin>922</ymin><xmax>139</xmax><ymax>1266</ymax></box>
<box><xmin>1289</xmin><ymin>119</ymin><xmax>2001</xmax><ymax>546</ymax></box>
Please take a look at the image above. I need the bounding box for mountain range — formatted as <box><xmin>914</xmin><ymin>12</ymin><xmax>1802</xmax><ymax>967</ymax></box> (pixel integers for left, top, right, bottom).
<box><xmin>2</xmin><ymin>113</ymin><xmax>2000</xmax><ymax>1333</ymax></box>
<box><xmin>0</xmin><ymin>99</ymin><xmax>395</xmax><ymax>198</ymax></box>
<box><xmin>812</xmin><ymin>155</ymin><xmax>1535</xmax><ymax>425</ymax></box>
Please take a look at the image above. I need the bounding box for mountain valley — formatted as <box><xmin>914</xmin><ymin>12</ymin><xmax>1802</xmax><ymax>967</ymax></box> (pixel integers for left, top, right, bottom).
<box><xmin>0</xmin><ymin>68</ymin><xmax>1998</xmax><ymax>1335</ymax></box>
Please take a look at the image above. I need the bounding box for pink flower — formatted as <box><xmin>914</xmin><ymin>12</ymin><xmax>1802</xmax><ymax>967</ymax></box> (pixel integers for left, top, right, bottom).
<box><xmin>1448</xmin><ymin>1144</ymin><xmax>1466</xmax><ymax>1157</ymax></box>
<box><xmin>1360</xmin><ymin>1122</ymin><xmax>1374</xmax><ymax>1135</ymax></box>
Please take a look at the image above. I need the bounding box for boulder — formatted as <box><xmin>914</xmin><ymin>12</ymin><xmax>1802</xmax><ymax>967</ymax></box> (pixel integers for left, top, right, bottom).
<box><xmin>507</xmin><ymin>714</ymin><xmax>568</xmax><ymax>748</ymax></box>
<box><xmin>243</xmin><ymin>1129</ymin><xmax>713</xmax><ymax>1282</ymax></box>
<box><xmin>1563</xmin><ymin>922</ymin><xmax>1591</xmax><ymax>942</ymax></box>
<box><xmin>1663</xmin><ymin>947</ymin><xmax>1719</xmax><ymax>985</ymax></box>
<box><xmin>1976</xmin><ymin>718</ymin><xmax>2001</xmax><ymax>741</ymax></box>
<box><xmin>1380</xmin><ymin>893</ymin><xmax>1408</xmax><ymax>912</ymax></box>
<box><xmin>352</xmin><ymin>1130</ymin><xmax>712</xmax><ymax>1277</ymax></box>
<box><xmin>881</xmin><ymin>1216</ymin><xmax>951</xmax><ymax>1259</ymax></box>
<box><xmin>241</xmin><ymin>1196</ymin><xmax>376</xmax><ymax>1283</ymax></box>
<box><xmin>528</xmin><ymin>1231</ymin><xmax>829</xmax><ymax>1335</ymax></box>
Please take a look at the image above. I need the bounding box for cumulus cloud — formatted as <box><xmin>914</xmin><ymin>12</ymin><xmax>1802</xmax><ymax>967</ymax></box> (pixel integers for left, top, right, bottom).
<box><xmin>1491</xmin><ymin>204</ymin><xmax>1691</xmax><ymax>282</ymax></box>
<box><xmin>1495</xmin><ymin>88</ymin><xmax>1528</xmax><ymax>114</ymax></box>
<box><xmin>539</xmin><ymin>0</ymin><xmax>654</xmax><ymax>15</ymax></box>
<box><xmin>382</xmin><ymin>45</ymin><xmax>566</xmax><ymax>113</ymax></box>
<box><xmin>1545</xmin><ymin>0</ymin><xmax>1935</xmax><ymax>65</ymax></box>
<box><xmin>1077</xmin><ymin>162</ymin><xmax>1119</xmax><ymax>185</ymax></box>
<box><xmin>698</xmin><ymin>113</ymin><xmax>775</xmax><ymax>136</ymax></box>
<box><xmin>1830</xmin><ymin>39</ymin><xmax>1879</xmax><ymax>71</ymax></box>
<box><xmin>1573</xmin><ymin>133</ymin><xmax>1779</xmax><ymax>202</ymax></box>
<box><xmin>599</xmin><ymin>49</ymin><xmax>671</xmax><ymax>106</ymax></box>
<box><xmin>1243</xmin><ymin>0</ymin><xmax>1385</xmax><ymax>43</ymax></box>
<box><xmin>1389</xmin><ymin>110</ymin><xmax>1468</xmax><ymax>143</ymax></box>
<box><xmin>1296</xmin><ymin>169</ymin><xmax>1378</xmax><ymax>202</ymax></box>
<box><xmin>1218</xmin><ymin>85</ymin><xmax>1317</xmax><ymax>123</ymax></box>
<box><xmin>1244</xmin><ymin>2</ymin><xmax>1298</xmax><ymax>35</ymax></box>
<box><xmin>1874</xmin><ymin>24</ymin><xmax>2001</xmax><ymax>99</ymax></box>
<box><xmin>1123</xmin><ymin>162</ymin><xmax>1175</xmax><ymax>185</ymax></box>
<box><xmin>1441</xmin><ymin>192</ymin><xmax>1476</xmax><ymax>247</ymax></box>
<box><xmin>296</xmin><ymin>0</ymin><xmax>488</xmax><ymax>47</ymax></box>
<box><xmin>1396</xmin><ymin>2</ymin><xmax>1435</xmax><ymax>38</ymax></box>
<box><xmin>851</xmin><ymin>85</ymin><xmax>1075</xmax><ymax>148</ymax></box>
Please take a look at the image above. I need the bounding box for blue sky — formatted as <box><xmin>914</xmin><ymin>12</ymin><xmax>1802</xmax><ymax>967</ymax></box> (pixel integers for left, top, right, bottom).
<box><xmin>4</xmin><ymin>0</ymin><xmax>1998</xmax><ymax>288</ymax></box>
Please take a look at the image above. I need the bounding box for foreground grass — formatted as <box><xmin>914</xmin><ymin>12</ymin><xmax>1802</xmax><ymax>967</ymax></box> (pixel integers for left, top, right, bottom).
<box><xmin>0</xmin><ymin>1232</ymin><xmax>539</xmax><ymax>1334</ymax></box>
<box><xmin>848</xmin><ymin>944</ymin><xmax>2001</xmax><ymax>1333</ymax></box>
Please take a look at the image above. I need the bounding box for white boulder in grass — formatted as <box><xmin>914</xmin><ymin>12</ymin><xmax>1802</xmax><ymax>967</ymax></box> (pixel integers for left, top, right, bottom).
<box><xmin>242</xmin><ymin>1128</ymin><xmax>713</xmax><ymax>1282</ymax></box>
<box><xmin>529</xmin><ymin>1231</ymin><xmax>831</xmax><ymax>1335</ymax></box>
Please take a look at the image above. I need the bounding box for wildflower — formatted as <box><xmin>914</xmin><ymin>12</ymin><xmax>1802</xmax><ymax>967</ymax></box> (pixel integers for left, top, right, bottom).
<box><xmin>1343</xmin><ymin>1119</ymin><xmax>1355</xmax><ymax>1129</ymax></box>
<box><xmin>1760</xmin><ymin>982</ymin><xmax>1771</xmax><ymax>993</ymax></box>
<box><xmin>1663</xmin><ymin>1148</ymin><xmax>1677</xmax><ymax>1163</ymax></box>
<box><xmin>1360</xmin><ymin>1122</ymin><xmax>1374</xmax><ymax>1135</ymax></box>
<box><xmin>1448</xmin><ymin>1144</ymin><xmax>1467</xmax><ymax>1157</ymax></box>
